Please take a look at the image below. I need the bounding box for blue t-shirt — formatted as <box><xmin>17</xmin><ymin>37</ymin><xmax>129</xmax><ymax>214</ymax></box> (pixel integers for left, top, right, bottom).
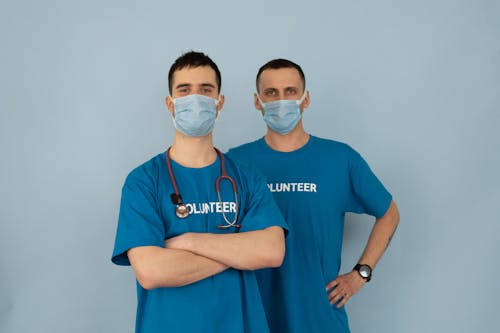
<box><xmin>111</xmin><ymin>151</ymin><xmax>288</xmax><ymax>333</ymax></box>
<box><xmin>227</xmin><ymin>136</ymin><xmax>392</xmax><ymax>333</ymax></box>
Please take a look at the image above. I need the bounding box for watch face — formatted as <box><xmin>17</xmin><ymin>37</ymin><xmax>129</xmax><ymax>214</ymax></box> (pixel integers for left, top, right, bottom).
<box><xmin>359</xmin><ymin>265</ymin><xmax>371</xmax><ymax>278</ymax></box>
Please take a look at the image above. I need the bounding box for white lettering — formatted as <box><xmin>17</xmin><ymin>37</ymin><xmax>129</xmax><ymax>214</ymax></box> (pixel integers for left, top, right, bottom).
<box><xmin>201</xmin><ymin>203</ymin><xmax>210</xmax><ymax>214</ymax></box>
<box><xmin>181</xmin><ymin>201</ymin><xmax>238</xmax><ymax>215</ymax></box>
<box><xmin>193</xmin><ymin>204</ymin><xmax>200</xmax><ymax>214</ymax></box>
<box><xmin>267</xmin><ymin>183</ymin><xmax>318</xmax><ymax>193</ymax></box>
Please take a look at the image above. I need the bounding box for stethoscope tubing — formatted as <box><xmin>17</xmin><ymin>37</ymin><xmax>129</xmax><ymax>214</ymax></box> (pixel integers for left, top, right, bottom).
<box><xmin>166</xmin><ymin>147</ymin><xmax>240</xmax><ymax>229</ymax></box>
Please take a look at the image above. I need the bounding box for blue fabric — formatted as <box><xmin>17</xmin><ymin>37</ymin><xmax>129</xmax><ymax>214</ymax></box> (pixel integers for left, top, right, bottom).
<box><xmin>111</xmin><ymin>151</ymin><xmax>288</xmax><ymax>333</ymax></box>
<box><xmin>227</xmin><ymin>136</ymin><xmax>392</xmax><ymax>333</ymax></box>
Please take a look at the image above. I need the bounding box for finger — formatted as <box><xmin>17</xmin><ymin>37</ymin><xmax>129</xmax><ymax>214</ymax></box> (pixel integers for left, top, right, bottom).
<box><xmin>330</xmin><ymin>293</ymin><xmax>346</xmax><ymax>305</ymax></box>
<box><xmin>329</xmin><ymin>290</ymin><xmax>345</xmax><ymax>305</ymax></box>
<box><xmin>327</xmin><ymin>289</ymin><xmax>339</xmax><ymax>302</ymax></box>
<box><xmin>328</xmin><ymin>284</ymin><xmax>347</xmax><ymax>300</ymax></box>
<box><xmin>336</xmin><ymin>294</ymin><xmax>349</xmax><ymax>308</ymax></box>
<box><xmin>326</xmin><ymin>279</ymin><xmax>340</xmax><ymax>291</ymax></box>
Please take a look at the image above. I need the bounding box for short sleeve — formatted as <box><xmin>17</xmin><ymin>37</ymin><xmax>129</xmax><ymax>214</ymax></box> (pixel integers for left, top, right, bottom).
<box><xmin>111</xmin><ymin>171</ymin><xmax>165</xmax><ymax>266</ymax></box>
<box><xmin>238</xmin><ymin>171</ymin><xmax>289</xmax><ymax>234</ymax></box>
<box><xmin>346</xmin><ymin>149</ymin><xmax>392</xmax><ymax>218</ymax></box>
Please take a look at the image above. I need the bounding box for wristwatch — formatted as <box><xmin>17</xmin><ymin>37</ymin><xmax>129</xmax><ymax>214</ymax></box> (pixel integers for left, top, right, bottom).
<box><xmin>353</xmin><ymin>264</ymin><xmax>372</xmax><ymax>282</ymax></box>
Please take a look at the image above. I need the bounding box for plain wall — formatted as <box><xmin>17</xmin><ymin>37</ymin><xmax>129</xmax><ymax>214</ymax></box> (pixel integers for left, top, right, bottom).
<box><xmin>1</xmin><ymin>0</ymin><xmax>499</xmax><ymax>332</ymax></box>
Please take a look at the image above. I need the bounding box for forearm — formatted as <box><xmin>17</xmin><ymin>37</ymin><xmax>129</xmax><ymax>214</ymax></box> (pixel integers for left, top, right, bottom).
<box><xmin>171</xmin><ymin>226</ymin><xmax>285</xmax><ymax>270</ymax></box>
<box><xmin>128</xmin><ymin>246</ymin><xmax>228</xmax><ymax>290</ymax></box>
<box><xmin>357</xmin><ymin>200</ymin><xmax>400</xmax><ymax>268</ymax></box>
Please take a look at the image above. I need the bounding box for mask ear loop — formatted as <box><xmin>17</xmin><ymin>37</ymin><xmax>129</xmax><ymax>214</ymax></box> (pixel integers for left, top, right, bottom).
<box><xmin>295</xmin><ymin>90</ymin><xmax>307</xmax><ymax>105</ymax></box>
<box><xmin>295</xmin><ymin>91</ymin><xmax>308</xmax><ymax>118</ymax></box>
<box><xmin>168</xmin><ymin>96</ymin><xmax>179</xmax><ymax>129</ymax></box>
<box><xmin>215</xmin><ymin>94</ymin><xmax>222</xmax><ymax>120</ymax></box>
<box><xmin>255</xmin><ymin>93</ymin><xmax>266</xmax><ymax>108</ymax></box>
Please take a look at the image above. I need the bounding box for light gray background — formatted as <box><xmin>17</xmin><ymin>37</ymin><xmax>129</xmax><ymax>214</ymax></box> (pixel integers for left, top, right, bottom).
<box><xmin>1</xmin><ymin>0</ymin><xmax>499</xmax><ymax>332</ymax></box>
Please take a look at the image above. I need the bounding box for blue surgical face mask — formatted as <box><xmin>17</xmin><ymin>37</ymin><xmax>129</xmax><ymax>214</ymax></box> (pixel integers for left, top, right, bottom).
<box><xmin>171</xmin><ymin>94</ymin><xmax>219</xmax><ymax>137</ymax></box>
<box><xmin>257</xmin><ymin>91</ymin><xmax>307</xmax><ymax>135</ymax></box>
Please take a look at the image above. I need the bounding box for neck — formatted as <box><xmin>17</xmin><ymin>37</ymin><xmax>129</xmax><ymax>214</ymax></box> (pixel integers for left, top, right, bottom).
<box><xmin>264</xmin><ymin>121</ymin><xmax>310</xmax><ymax>152</ymax></box>
<box><xmin>170</xmin><ymin>131</ymin><xmax>217</xmax><ymax>168</ymax></box>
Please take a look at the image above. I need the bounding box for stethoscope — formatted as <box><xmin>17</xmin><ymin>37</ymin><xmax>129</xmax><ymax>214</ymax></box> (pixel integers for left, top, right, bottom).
<box><xmin>166</xmin><ymin>147</ymin><xmax>240</xmax><ymax>230</ymax></box>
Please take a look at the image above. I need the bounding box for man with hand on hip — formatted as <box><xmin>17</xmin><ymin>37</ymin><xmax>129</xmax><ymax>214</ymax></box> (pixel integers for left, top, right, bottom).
<box><xmin>227</xmin><ymin>58</ymin><xmax>400</xmax><ymax>333</ymax></box>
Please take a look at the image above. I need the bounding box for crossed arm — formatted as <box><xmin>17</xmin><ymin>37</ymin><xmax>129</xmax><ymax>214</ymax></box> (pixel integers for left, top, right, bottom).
<box><xmin>128</xmin><ymin>226</ymin><xmax>285</xmax><ymax>290</ymax></box>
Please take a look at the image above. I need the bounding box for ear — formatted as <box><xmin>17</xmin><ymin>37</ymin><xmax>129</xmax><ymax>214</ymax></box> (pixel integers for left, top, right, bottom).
<box><xmin>166</xmin><ymin>96</ymin><xmax>175</xmax><ymax>116</ymax></box>
<box><xmin>216</xmin><ymin>94</ymin><xmax>225</xmax><ymax>112</ymax></box>
<box><xmin>254</xmin><ymin>93</ymin><xmax>264</xmax><ymax>116</ymax></box>
<box><xmin>302</xmin><ymin>90</ymin><xmax>310</xmax><ymax>110</ymax></box>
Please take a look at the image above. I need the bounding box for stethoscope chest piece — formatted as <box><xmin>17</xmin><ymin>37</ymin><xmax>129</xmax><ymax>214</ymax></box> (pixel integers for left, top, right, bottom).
<box><xmin>175</xmin><ymin>204</ymin><xmax>189</xmax><ymax>218</ymax></box>
<box><xmin>171</xmin><ymin>192</ymin><xmax>189</xmax><ymax>218</ymax></box>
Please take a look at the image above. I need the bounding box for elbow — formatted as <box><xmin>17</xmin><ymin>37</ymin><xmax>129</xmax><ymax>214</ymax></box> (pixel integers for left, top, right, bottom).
<box><xmin>134</xmin><ymin>265</ymin><xmax>184</xmax><ymax>290</ymax></box>
<box><xmin>267</xmin><ymin>251</ymin><xmax>284</xmax><ymax>268</ymax></box>
<box><xmin>383</xmin><ymin>200</ymin><xmax>400</xmax><ymax>228</ymax></box>
<box><xmin>135</xmin><ymin>268</ymin><xmax>159</xmax><ymax>290</ymax></box>
<box><xmin>139</xmin><ymin>281</ymin><xmax>156</xmax><ymax>291</ymax></box>
<box><xmin>136</xmin><ymin>275</ymin><xmax>155</xmax><ymax>291</ymax></box>
<box><xmin>129</xmin><ymin>247</ymin><xmax>186</xmax><ymax>289</ymax></box>
<box><xmin>267</xmin><ymin>240</ymin><xmax>285</xmax><ymax>268</ymax></box>
<box><xmin>246</xmin><ymin>248</ymin><xmax>283</xmax><ymax>270</ymax></box>
<box><xmin>392</xmin><ymin>201</ymin><xmax>401</xmax><ymax>226</ymax></box>
<box><xmin>136</xmin><ymin>269</ymin><xmax>185</xmax><ymax>289</ymax></box>
<box><xmin>240</xmin><ymin>227</ymin><xmax>285</xmax><ymax>270</ymax></box>
<box><xmin>264</xmin><ymin>228</ymin><xmax>286</xmax><ymax>268</ymax></box>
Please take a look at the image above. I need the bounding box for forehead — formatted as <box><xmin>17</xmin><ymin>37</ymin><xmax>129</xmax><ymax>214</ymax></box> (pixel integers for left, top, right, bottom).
<box><xmin>258</xmin><ymin>67</ymin><xmax>303</xmax><ymax>90</ymax></box>
<box><xmin>172</xmin><ymin>65</ymin><xmax>218</xmax><ymax>87</ymax></box>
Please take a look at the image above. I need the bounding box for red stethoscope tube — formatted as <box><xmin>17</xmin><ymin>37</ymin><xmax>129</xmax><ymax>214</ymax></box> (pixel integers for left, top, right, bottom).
<box><xmin>166</xmin><ymin>147</ymin><xmax>240</xmax><ymax>230</ymax></box>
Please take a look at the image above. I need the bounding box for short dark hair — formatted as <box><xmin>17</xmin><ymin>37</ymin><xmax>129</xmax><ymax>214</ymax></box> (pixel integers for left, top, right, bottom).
<box><xmin>256</xmin><ymin>58</ymin><xmax>306</xmax><ymax>92</ymax></box>
<box><xmin>168</xmin><ymin>51</ymin><xmax>222</xmax><ymax>94</ymax></box>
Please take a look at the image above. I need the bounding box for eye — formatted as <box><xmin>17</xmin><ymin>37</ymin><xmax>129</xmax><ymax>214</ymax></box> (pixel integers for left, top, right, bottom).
<box><xmin>263</xmin><ymin>89</ymin><xmax>276</xmax><ymax>97</ymax></box>
<box><xmin>286</xmin><ymin>87</ymin><xmax>298</xmax><ymax>95</ymax></box>
<box><xmin>176</xmin><ymin>87</ymin><xmax>190</xmax><ymax>95</ymax></box>
<box><xmin>202</xmin><ymin>87</ymin><xmax>214</xmax><ymax>94</ymax></box>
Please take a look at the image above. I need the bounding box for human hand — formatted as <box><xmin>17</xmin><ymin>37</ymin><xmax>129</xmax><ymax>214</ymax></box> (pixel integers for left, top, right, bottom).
<box><xmin>325</xmin><ymin>271</ymin><xmax>366</xmax><ymax>308</ymax></box>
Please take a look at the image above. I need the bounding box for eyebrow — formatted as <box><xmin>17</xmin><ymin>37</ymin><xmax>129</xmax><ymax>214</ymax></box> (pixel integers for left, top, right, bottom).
<box><xmin>263</xmin><ymin>86</ymin><xmax>299</xmax><ymax>91</ymax></box>
<box><xmin>175</xmin><ymin>83</ymin><xmax>216</xmax><ymax>90</ymax></box>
